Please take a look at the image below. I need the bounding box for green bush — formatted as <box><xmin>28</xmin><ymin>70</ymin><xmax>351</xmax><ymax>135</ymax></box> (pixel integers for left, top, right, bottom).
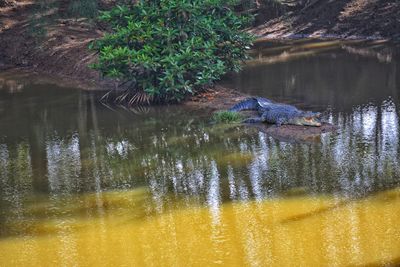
<box><xmin>90</xmin><ymin>0</ymin><xmax>254</xmax><ymax>103</ymax></box>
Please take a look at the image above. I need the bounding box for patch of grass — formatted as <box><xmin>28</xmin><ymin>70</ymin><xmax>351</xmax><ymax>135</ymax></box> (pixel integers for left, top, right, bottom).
<box><xmin>212</xmin><ymin>110</ymin><xmax>243</xmax><ymax>124</ymax></box>
<box><xmin>68</xmin><ymin>0</ymin><xmax>98</xmax><ymax>19</ymax></box>
<box><xmin>27</xmin><ymin>0</ymin><xmax>60</xmax><ymax>40</ymax></box>
<box><xmin>27</xmin><ymin>16</ymin><xmax>48</xmax><ymax>40</ymax></box>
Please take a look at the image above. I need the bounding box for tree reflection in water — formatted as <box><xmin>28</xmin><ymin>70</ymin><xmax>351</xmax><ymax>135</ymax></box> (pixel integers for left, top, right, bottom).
<box><xmin>0</xmin><ymin>74</ymin><xmax>399</xmax><ymax>214</ymax></box>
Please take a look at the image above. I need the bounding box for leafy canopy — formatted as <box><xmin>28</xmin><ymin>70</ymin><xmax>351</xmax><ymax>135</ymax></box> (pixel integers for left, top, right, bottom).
<box><xmin>90</xmin><ymin>0</ymin><xmax>254</xmax><ymax>103</ymax></box>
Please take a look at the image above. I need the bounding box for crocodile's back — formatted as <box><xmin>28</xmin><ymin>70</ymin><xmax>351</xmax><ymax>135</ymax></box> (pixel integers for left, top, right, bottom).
<box><xmin>229</xmin><ymin>97</ymin><xmax>272</xmax><ymax>112</ymax></box>
<box><xmin>268</xmin><ymin>103</ymin><xmax>301</xmax><ymax>113</ymax></box>
<box><xmin>229</xmin><ymin>98</ymin><xmax>259</xmax><ymax>112</ymax></box>
<box><xmin>261</xmin><ymin>104</ymin><xmax>303</xmax><ymax>124</ymax></box>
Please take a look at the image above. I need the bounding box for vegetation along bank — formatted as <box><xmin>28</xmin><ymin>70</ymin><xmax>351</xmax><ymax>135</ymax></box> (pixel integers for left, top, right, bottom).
<box><xmin>1</xmin><ymin>0</ymin><xmax>399</xmax><ymax>106</ymax></box>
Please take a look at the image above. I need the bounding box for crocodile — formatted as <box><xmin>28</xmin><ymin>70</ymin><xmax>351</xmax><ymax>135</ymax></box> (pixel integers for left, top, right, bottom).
<box><xmin>229</xmin><ymin>97</ymin><xmax>322</xmax><ymax>127</ymax></box>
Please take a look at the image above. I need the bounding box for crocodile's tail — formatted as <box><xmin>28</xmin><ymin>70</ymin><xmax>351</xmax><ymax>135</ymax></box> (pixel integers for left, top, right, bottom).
<box><xmin>229</xmin><ymin>98</ymin><xmax>259</xmax><ymax>112</ymax></box>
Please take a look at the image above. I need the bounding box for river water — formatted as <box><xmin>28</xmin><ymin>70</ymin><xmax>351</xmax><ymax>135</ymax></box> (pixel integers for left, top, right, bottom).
<box><xmin>0</xmin><ymin>40</ymin><xmax>399</xmax><ymax>266</ymax></box>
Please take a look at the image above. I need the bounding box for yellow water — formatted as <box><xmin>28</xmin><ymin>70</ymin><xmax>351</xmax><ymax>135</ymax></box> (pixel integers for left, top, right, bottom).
<box><xmin>1</xmin><ymin>188</ymin><xmax>400</xmax><ymax>267</ymax></box>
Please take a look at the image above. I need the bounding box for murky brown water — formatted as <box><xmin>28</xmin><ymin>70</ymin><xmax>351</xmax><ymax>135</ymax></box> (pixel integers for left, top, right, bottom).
<box><xmin>0</xmin><ymin>40</ymin><xmax>400</xmax><ymax>266</ymax></box>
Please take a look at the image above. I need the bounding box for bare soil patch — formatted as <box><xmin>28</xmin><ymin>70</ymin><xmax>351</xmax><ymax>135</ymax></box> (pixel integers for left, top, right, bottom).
<box><xmin>0</xmin><ymin>0</ymin><xmax>114</xmax><ymax>89</ymax></box>
<box><xmin>254</xmin><ymin>123</ymin><xmax>337</xmax><ymax>143</ymax></box>
<box><xmin>251</xmin><ymin>0</ymin><xmax>400</xmax><ymax>40</ymax></box>
<box><xmin>184</xmin><ymin>85</ymin><xmax>249</xmax><ymax>111</ymax></box>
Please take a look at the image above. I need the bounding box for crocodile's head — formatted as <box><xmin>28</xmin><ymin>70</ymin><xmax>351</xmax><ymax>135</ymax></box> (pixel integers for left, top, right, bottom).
<box><xmin>292</xmin><ymin>112</ymin><xmax>322</xmax><ymax>127</ymax></box>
